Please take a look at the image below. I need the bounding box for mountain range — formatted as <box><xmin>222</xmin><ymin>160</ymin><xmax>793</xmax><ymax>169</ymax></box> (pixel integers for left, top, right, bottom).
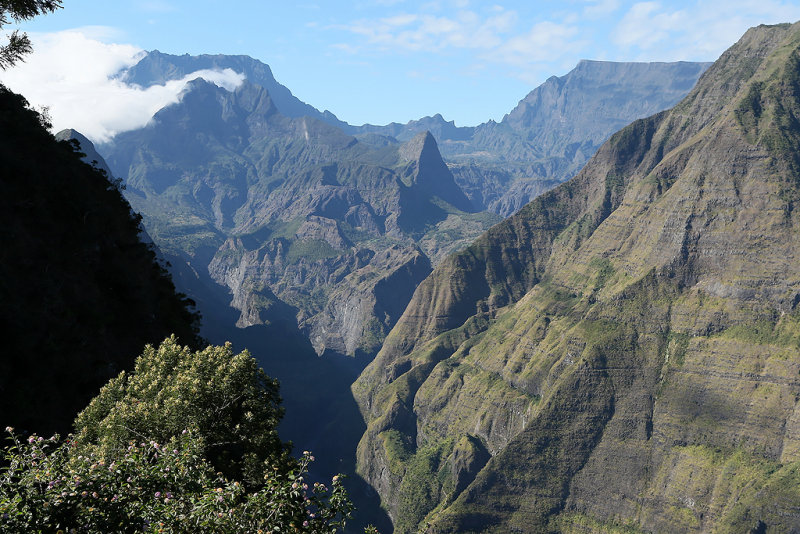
<box><xmin>85</xmin><ymin>48</ymin><xmax>717</xmax><ymax>533</ymax></box>
<box><xmin>57</xmin><ymin>28</ymin><xmax>800</xmax><ymax>532</ymax></box>
<box><xmin>357</xmin><ymin>60</ymin><xmax>711</xmax><ymax>216</ymax></box>
<box><xmin>99</xmin><ymin>77</ymin><xmax>495</xmax><ymax>359</ymax></box>
<box><xmin>97</xmin><ymin>52</ymin><xmax>709</xmax><ymax>362</ymax></box>
<box><xmin>121</xmin><ymin>53</ymin><xmax>710</xmax><ymax>217</ymax></box>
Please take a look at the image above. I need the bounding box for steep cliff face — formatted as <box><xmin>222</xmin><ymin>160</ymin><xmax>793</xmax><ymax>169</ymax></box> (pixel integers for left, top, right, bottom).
<box><xmin>102</xmin><ymin>79</ymin><xmax>498</xmax><ymax>357</ymax></box>
<box><xmin>451</xmin><ymin>60</ymin><xmax>711</xmax><ymax>216</ymax></box>
<box><xmin>0</xmin><ymin>87</ymin><xmax>200</xmax><ymax>436</ymax></box>
<box><xmin>122</xmin><ymin>50</ymin><xmax>350</xmax><ymax>130</ymax></box>
<box><xmin>354</xmin><ymin>23</ymin><xmax>800</xmax><ymax>533</ymax></box>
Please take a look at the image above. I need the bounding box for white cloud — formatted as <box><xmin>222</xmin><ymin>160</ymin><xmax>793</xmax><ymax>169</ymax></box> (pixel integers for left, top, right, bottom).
<box><xmin>0</xmin><ymin>30</ymin><xmax>245</xmax><ymax>143</ymax></box>
<box><xmin>335</xmin><ymin>5</ymin><xmax>585</xmax><ymax>72</ymax></box>
<box><xmin>584</xmin><ymin>0</ymin><xmax>622</xmax><ymax>18</ymax></box>
<box><xmin>614</xmin><ymin>2</ymin><xmax>685</xmax><ymax>50</ymax></box>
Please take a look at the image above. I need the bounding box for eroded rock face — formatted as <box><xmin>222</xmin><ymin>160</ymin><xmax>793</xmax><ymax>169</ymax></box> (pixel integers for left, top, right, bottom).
<box><xmin>353</xmin><ymin>23</ymin><xmax>800</xmax><ymax>533</ymax></box>
<box><xmin>103</xmin><ymin>80</ymin><xmax>493</xmax><ymax>357</ymax></box>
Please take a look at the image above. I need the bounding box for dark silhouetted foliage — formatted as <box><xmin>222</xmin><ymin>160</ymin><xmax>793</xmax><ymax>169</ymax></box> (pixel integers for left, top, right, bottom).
<box><xmin>0</xmin><ymin>85</ymin><xmax>202</xmax><ymax>435</ymax></box>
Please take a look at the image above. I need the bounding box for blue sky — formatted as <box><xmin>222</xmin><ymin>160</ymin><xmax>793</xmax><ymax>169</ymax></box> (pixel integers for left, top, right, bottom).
<box><xmin>3</xmin><ymin>0</ymin><xmax>800</xmax><ymax>141</ymax></box>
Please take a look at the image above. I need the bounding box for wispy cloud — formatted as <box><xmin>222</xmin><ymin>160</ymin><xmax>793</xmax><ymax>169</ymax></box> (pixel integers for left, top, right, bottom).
<box><xmin>338</xmin><ymin>7</ymin><xmax>542</xmax><ymax>54</ymax></box>
<box><xmin>488</xmin><ymin>21</ymin><xmax>583</xmax><ymax>66</ymax></box>
<box><xmin>613</xmin><ymin>0</ymin><xmax>800</xmax><ymax>60</ymax></box>
<box><xmin>1</xmin><ymin>30</ymin><xmax>245</xmax><ymax>143</ymax></box>
<box><xmin>334</xmin><ymin>6</ymin><xmax>583</xmax><ymax>75</ymax></box>
<box><xmin>333</xmin><ymin>0</ymin><xmax>800</xmax><ymax>80</ymax></box>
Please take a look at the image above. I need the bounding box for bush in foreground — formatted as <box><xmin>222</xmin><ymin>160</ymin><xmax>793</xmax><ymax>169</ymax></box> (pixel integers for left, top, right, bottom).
<box><xmin>0</xmin><ymin>429</ymin><xmax>351</xmax><ymax>533</ymax></box>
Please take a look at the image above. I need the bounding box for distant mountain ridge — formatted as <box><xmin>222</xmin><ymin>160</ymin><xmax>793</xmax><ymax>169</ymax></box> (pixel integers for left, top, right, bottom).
<box><xmin>121</xmin><ymin>52</ymin><xmax>710</xmax><ymax>216</ymax></box>
<box><xmin>443</xmin><ymin>60</ymin><xmax>712</xmax><ymax>214</ymax></box>
<box><xmin>122</xmin><ymin>50</ymin><xmax>350</xmax><ymax>130</ymax></box>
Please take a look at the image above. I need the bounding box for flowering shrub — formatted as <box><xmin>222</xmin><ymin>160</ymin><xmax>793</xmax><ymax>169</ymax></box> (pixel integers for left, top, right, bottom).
<box><xmin>0</xmin><ymin>338</ymin><xmax>366</xmax><ymax>532</ymax></box>
<box><xmin>0</xmin><ymin>428</ymin><xmax>352</xmax><ymax>533</ymax></box>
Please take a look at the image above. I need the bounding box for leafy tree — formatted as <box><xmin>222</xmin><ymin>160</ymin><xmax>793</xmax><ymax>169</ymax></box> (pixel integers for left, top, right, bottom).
<box><xmin>73</xmin><ymin>336</ymin><xmax>292</xmax><ymax>488</ymax></box>
<box><xmin>0</xmin><ymin>0</ymin><xmax>62</xmax><ymax>68</ymax></box>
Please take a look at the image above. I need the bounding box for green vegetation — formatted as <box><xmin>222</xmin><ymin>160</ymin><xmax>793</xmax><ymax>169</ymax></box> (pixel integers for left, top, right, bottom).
<box><xmin>0</xmin><ymin>431</ymin><xmax>351</xmax><ymax>534</ymax></box>
<box><xmin>0</xmin><ymin>338</ymin><xmax>354</xmax><ymax>533</ymax></box>
<box><xmin>589</xmin><ymin>256</ymin><xmax>616</xmax><ymax>290</ymax></box>
<box><xmin>395</xmin><ymin>439</ymin><xmax>454</xmax><ymax>534</ymax></box>
<box><xmin>72</xmin><ymin>337</ymin><xmax>289</xmax><ymax>487</ymax></box>
<box><xmin>355</xmin><ymin>23</ymin><xmax>800</xmax><ymax>534</ymax></box>
<box><xmin>381</xmin><ymin>430</ymin><xmax>413</xmax><ymax>475</ymax></box>
<box><xmin>716</xmin><ymin>312</ymin><xmax>800</xmax><ymax>349</ymax></box>
<box><xmin>287</xmin><ymin>238</ymin><xmax>341</xmax><ymax>263</ymax></box>
<box><xmin>555</xmin><ymin>513</ymin><xmax>646</xmax><ymax>533</ymax></box>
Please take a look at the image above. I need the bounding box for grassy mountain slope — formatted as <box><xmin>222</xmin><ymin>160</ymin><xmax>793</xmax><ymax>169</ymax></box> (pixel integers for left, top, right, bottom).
<box><xmin>0</xmin><ymin>86</ymin><xmax>201</xmax><ymax>436</ymax></box>
<box><xmin>353</xmin><ymin>22</ymin><xmax>800</xmax><ymax>533</ymax></box>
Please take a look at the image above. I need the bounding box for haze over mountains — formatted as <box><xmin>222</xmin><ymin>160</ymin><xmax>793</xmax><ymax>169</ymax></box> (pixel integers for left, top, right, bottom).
<box><xmin>356</xmin><ymin>60</ymin><xmax>711</xmax><ymax>216</ymax></box>
<box><xmin>93</xmin><ymin>51</ymin><xmax>709</xmax><ymax>362</ymax></box>
<box><xmin>118</xmin><ymin>52</ymin><xmax>710</xmax><ymax>218</ymax></box>
<box><xmin>98</xmin><ymin>77</ymin><xmax>495</xmax><ymax>360</ymax></box>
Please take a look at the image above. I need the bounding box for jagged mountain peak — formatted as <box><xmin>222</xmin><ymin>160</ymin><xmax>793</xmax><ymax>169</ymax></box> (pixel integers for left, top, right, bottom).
<box><xmin>398</xmin><ymin>130</ymin><xmax>438</xmax><ymax>162</ymax></box>
<box><xmin>396</xmin><ymin>130</ymin><xmax>474</xmax><ymax>213</ymax></box>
